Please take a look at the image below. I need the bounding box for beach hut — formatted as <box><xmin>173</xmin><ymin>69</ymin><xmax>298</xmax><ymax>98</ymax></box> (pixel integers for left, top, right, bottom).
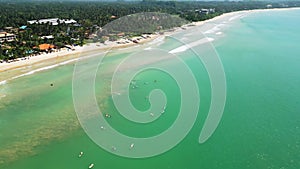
<box><xmin>38</xmin><ymin>44</ymin><xmax>55</xmax><ymax>51</ymax></box>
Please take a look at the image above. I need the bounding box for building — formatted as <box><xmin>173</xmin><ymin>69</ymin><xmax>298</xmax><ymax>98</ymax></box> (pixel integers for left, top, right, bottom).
<box><xmin>195</xmin><ymin>8</ymin><xmax>216</xmax><ymax>15</ymax></box>
<box><xmin>28</xmin><ymin>18</ymin><xmax>77</xmax><ymax>25</ymax></box>
<box><xmin>38</xmin><ymin>44</ymin><xmax>55</xmax><ymax>51</ymax></box>
<box><xmin>266</xmin><ymin>4</ymin><xmax>273</xmax><ymax>8</ymax></box>
<box><xmin>4</xmin><ymin>27</ymin><xmax>18</xmax><ymax>33</ymax></box>
<box><xmin>0</xmin><ymin>32</ymin><xmax>16</xmax><ymax>43</ymax></box>
<box><xmin>41</xmin><ymin>35</ymin><xmax>54</xmax><ymax>39</ymax></box>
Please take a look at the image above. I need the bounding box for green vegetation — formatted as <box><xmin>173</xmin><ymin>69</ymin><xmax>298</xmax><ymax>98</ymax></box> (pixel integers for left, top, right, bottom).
<box><xmin>0</xmin><ymin>1</ymin><xmax>299</xmax><ymax>61</ymax></box>
<box><xmin>103</xmin><ymin>13</ymin><xmax>188</xmax><ymax>34</ymax></box>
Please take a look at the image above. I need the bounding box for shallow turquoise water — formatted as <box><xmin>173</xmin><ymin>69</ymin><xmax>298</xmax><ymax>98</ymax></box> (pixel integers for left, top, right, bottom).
<box><xmin>1</xmin><ymin>9</ymin><xmax>300</xmax><ymax>169</ymax></box>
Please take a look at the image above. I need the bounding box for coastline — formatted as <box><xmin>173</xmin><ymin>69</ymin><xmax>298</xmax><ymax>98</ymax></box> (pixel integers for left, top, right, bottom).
<box><xmin>0</xmin><ymin>7</ymin><xmax>299</xmax><ymax>82</ymax></box>
<box><xmin>0</xmin><ymin>33</ymin><xmax>159</xmax><ymax>72</ymax></box>
<box><xmin>1</xmin><ymin>5</ymin><xmax>300</xmax><ymax>168</ymax></box>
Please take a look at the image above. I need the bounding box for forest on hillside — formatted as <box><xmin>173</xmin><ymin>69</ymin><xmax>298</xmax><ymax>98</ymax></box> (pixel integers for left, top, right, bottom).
<box><xmin>0</xmin><ymin>1</ymin><xmax>299</xmax><ymax>61</ymax></box>
<box><xmin>1</xmin><ymin>1</ymin><xmax>299</xmax><ymax>28</ymax></box>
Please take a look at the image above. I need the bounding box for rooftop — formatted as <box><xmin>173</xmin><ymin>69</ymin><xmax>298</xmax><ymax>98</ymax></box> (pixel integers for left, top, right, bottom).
<box><xmin>0</xmin><ymin>32</ymin><xmax>16</xmax><ymax>42</ymax></box>
<box><xmin>0</xmin><ymin>32</ymin><xmax>16</xmax><ymax>38</ymax></box>
<box><xmin>38</xmin><ymin>44</ymin><xmax>55</xmax><ymax>50</ymax></box>
<box><xmin>28</xmin><ymin>18</ymin><xmax>77</xmax><ymax>25</ymax></box>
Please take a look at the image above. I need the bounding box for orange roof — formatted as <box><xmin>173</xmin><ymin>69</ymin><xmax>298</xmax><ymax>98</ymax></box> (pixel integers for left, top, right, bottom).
<box><xmin>39</xmin><ymin>44</ymin><xmax>55</xmax><ymax>50</ymax></box>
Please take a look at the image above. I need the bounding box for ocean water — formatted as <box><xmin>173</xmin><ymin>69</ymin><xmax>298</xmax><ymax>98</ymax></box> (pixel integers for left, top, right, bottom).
<box><xmin>1</xmin><ymin>9</ymin><xmax>300</xmax><ymax>169</ymax></box>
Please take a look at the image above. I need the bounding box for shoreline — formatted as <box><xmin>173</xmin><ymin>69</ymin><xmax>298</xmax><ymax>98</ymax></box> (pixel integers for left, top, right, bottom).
<box><xmin>0</xmin><ymin>7</ymin><xmax>299</xmax><ymax>82</ymax></box>
<box><xmin>0</xmin><ymin>33</ymin><xmax>160</xmax><ymax>73</ymax></box>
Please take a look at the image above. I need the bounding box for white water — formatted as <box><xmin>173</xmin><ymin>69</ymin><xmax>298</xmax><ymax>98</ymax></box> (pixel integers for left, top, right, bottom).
<box><xmin>169</xmin><ymin>37</ymin><xmax>214</xmax><ymax>54</ymax></box>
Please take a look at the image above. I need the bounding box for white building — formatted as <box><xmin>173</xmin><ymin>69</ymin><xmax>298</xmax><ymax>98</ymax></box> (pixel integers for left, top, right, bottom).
<box><xmin>41</xmin><ymin>35</ymin><xmax>54</xmax><ymax>39</ymax></box>
<box><xmin>28</xmin><ymin>18</ymin><xmax>77</xmax><ymax>25</ymax></box>
<box><xmin>196</xmin><ymin>8</ymin><xmax>216</xmax><ymax>15</ymax></box>
<box><xmin>266</xmin><ymin>4</ymin><xmax>273</xmax><ymax>8</ymax></box>
<box><xmin>0</xmin><ymin>32</ymin><xmax>16</xmax><ymax>42</ymax></box>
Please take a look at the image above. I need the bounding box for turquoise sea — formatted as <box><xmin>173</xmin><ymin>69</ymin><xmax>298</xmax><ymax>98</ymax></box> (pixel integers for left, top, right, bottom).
<box><xmin>0</xmin><ymin>9</ymin><xmax>300</xmax><ymax>169</ymax></box>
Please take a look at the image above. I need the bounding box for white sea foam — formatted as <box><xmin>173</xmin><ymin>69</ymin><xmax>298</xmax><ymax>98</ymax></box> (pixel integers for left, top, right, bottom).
<box><xmin>3</xmin><ymin>58</ymin><xmax>81</xmax><ymax>84</ymax></box>
<box><xmin>228</xmin><ymin>15</ymin><xmax>240</xmax><ymax>21</ymax></box>
<box><xmin>180</xmin><ymin>37</ymin><xmax>189</xmax><ymax>41</ymax></box>
<box><xmin>144</xmin><ymin>47</ymin><xmax>152</xmax><ymax>50</ymax></box>
<box><xmin>11</xmin><ymin>64</ymin><xmax>59</xmax><ymax>81</ymax></box>
<box><xmin>0</xmin><ymin>80</ymin><xmax>7</xmax><ymax>86</ymax></box>
<box><xmin>148</xmin><ymin>36</ymin><xmax>165</xmax><ymax>46</ymax></box>
<box><xmin>204</xmin><ymin>26</ymin><xmax>220</xmax><ymax>34</ymax></box>
<box><xmin>0</xmin><ymin>51</ymin><xmax>110</xmax><ymax>85</ymax></box>
<box><xmin>204</xmin><ymin>23</ymin><xmax>227</xmax><ymax>34</ymax></box>
<box><xmin>216</xmin><ymin>32</ymin><xmax>223</xmax><ymax>35</ymax></box>
<box><xmin>228</xmin><ymin>14</ymin><xmax>247</xmax><ymax>21</ymax></box>
<box><xmin>169</xmin><ymin>37</ymin><xmax>214</xmax><ymax>54</ymax></box>
<box><xmin>183</xmin><ymin>32</ymin><xmax>194</xmax><ymax>37</ymax></box>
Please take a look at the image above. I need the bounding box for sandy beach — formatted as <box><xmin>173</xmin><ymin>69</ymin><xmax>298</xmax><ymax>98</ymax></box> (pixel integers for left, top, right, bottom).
<box><xmin>1</xmin><ymin>5</ymin><xmax>300</xmax><ymax>168</ymax></box>
<box><xmin>0</xmin><ymin>34</ymin><xmax>159</xmax><ymax>72</ymax></box>
<box><xmin>0</xmin><ymin>7</ymin><xmax>299</xmax><ymax>81</ymax></box>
